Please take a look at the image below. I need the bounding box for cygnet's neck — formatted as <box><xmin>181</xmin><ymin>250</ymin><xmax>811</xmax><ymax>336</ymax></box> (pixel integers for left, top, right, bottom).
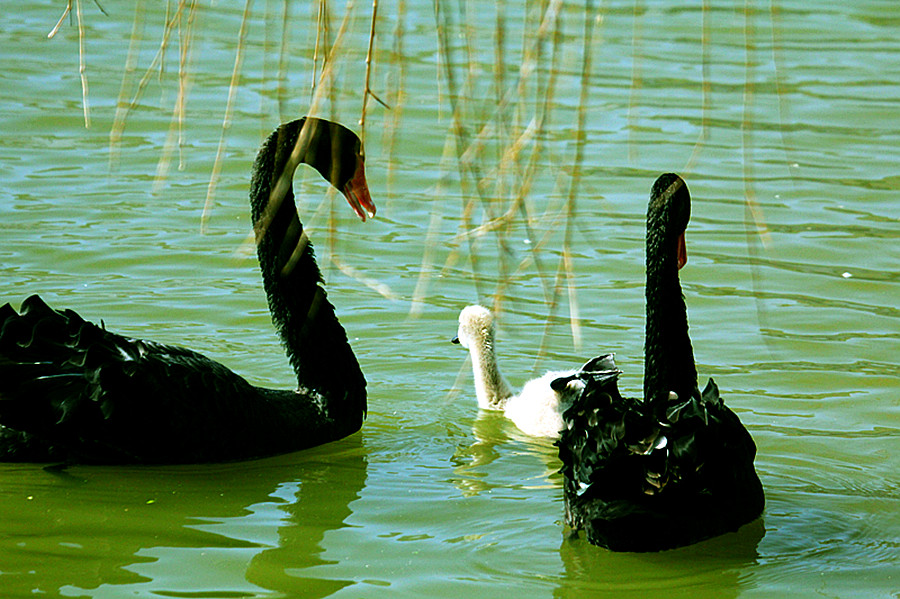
<box><xmin>468</xmin><ymin>334</ymin><xmax>514</xmax><ymax>410</ymax></box>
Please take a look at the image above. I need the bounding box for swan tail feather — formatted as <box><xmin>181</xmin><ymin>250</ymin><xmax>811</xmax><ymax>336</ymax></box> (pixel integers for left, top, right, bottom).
<box><xmin>550</xmin><ymin>353</ymin><xmax>619</xmax><ymax>392</ymax></box>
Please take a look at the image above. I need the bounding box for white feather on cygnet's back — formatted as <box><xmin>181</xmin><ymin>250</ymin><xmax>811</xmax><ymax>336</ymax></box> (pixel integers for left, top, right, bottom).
<box><xmin>452</xmin><ymin>305</ymin><xmax>595</xmax><ymax>438</ymax></box>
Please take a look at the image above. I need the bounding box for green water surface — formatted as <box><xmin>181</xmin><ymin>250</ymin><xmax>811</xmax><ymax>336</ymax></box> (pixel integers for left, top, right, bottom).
<box><xmin>1</xmin><ymin>1</ymin><xmax>897</xmax><ymax>597</ymax></box>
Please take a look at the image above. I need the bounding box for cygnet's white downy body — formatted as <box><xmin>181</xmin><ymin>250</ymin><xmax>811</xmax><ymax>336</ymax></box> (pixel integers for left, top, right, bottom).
<box><xmin>453</xmin><ymin>305</ymin><xmax>593</xmax><ymax>438</ymax></box>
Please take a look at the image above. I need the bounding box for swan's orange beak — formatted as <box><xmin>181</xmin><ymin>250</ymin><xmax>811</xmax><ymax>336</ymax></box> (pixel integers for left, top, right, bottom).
<box><xmin>342</xmin><ymin>156</ymin><xmax>377</xmax><ymax>222</ymax></box>
<box><xmin>676</xmin><ymin>231</ymin><xmax>687</xmax><ymax>270</ymax></box>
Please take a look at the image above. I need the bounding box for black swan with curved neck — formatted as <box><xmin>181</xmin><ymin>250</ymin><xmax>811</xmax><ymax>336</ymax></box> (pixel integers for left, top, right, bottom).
<box><xmin>555</xmin><ymin>174</ymin><xmax>764</xmax><ymax>551</ymax></box>
<box><xmin>0</xmin><ymin>117</ymin><xmax>375</xmax><ymax>464</ymax></box>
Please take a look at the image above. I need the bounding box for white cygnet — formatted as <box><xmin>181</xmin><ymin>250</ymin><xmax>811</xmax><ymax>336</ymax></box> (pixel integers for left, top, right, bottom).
<box><xmin>452</xmin><ymin>305</ymin><xmax>589</xmax><ymax>438</ymax></box>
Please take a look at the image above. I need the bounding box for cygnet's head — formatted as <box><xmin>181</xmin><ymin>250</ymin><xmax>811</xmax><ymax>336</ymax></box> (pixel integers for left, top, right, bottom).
<box><xmin>452</xmin><ymin>305</ymin><xmax>495</xmax><ymax>350</ymax></box>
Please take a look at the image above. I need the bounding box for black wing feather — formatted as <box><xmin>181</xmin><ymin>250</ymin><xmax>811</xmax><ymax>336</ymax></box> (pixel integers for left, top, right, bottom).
<box><xmin>0</xmin><ymin>295</ymin><xmax>274</xmax><ymax>462</ymax></box>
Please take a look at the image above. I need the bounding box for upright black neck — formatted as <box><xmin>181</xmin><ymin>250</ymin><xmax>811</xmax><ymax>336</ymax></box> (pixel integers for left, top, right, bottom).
<box><xmin>642</xmin><ymin>176</ymin><xmax>698</xmax><ymax>411</ymax></box>
<box><xmin>248</xmin><ymin>118</ymin><xmax>366</xmax><ymax>416</ymax></box>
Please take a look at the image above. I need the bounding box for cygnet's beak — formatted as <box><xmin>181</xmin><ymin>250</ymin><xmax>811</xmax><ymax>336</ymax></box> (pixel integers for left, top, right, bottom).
<box><xmin>451</xmin><ymin>336</ymin><xmax>460</xmax><ymax>344</ymax></box>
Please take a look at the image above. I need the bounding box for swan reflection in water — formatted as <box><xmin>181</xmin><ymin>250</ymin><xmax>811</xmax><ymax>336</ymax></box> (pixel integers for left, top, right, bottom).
<box><xmin>449</xmin><ymin>400</ymin><xmax>564</xmax><ymax>499</ymax></box>
<box><xmin>0</xmin><ymin>438</ymin><xmax>368</xmax><ymax>598</ymax></box>
<box><xmin>555</xmin><ymin>517</ymin><xmax>765</xmax><ymax>599</ymax></box>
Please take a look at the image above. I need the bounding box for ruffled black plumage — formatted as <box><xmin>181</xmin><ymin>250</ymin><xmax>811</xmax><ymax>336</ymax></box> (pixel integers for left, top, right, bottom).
<box><xmin>557</xmin><ymin>356</ymin><xmax>764</xmax><ymax>551</ymax></box>
<box><xmin>0</xmin><ymin>118</ymin><xmax>372</xmax><ymax>464</ymax></box>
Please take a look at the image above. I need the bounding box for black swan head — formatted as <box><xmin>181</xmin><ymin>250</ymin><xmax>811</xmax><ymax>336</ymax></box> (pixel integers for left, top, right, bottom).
<box><xmin>250</xmin><ymin>117</ymin><xmax>375</xmax><ymax>230</ymax></box>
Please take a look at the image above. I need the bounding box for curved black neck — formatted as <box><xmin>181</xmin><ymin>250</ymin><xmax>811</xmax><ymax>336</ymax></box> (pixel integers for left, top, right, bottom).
<box><xmin>248</xmin><ymin>119</ymin><xmax>366</xmax><ymax>417</ymax></box>
<box><xmin>643</xmin><ymin>209</ymin><xmax>698</xmax><ymax>412</ymax></box>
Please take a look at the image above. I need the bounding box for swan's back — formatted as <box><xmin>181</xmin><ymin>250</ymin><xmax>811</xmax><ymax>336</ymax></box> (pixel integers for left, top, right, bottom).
<box><xmin>0</xmin><ymin>295</ymin><xmax>325</xmax><ymax>463</ymax></box>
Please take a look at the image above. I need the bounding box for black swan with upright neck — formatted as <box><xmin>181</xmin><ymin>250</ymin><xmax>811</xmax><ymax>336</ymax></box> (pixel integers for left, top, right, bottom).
<box><xmin>0</xmin><ymin>117</ymin><xmax>375</xmax><ymax>464</ymax></box>
<box><xmin>555</xmin><ymin>174</ymin><xmax>764</xmax><ymax>551</ymax></box>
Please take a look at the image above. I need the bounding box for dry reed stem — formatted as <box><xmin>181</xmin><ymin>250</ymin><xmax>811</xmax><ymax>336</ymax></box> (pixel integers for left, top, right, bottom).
<box><xmin>312</xmin><ymin>0</ymin><xmax>328</xmax><ymax>100</ymax></box>
<box><xmin>360</xmin><ymin>0</ymin><xmax>390</xmax><ymax>138</ymax></box>
<box><xmin>154</xmin><ymin>0</ymin><xmax>198</xmax><ymax>191</ymax></box>
<box><xmin>47</xmin><ymin>2</ymin><xmax>72</xmax><ymax>39</ymax></box>
<box><xmin>362</xmin><ymin>0</ymin><xmax>377</xmax><ymax>131</ymax></box>
<box><xmin>534</xmin><ymin>1</ymin><xmax>599</xmax><ymax>358</ymax></box>
<box><xmin>408</xmin><ymin>204</ymin><xmax>444</xmax><ymax>317</ymax></box>
<box><xmin>201</xmin><ymin>0</ymin><xmax>255</xmax><ymax>234</ymax></box>
<box><xmin>626</xmin><ymin>0</ymin><xmax>644</xmax><ymax>163</ymax></box>
<box><xmin>108</xmin><ymin>0</ymin><xmax>188</xmax><ymax>170</ymax></box>
<box><xmin>769</xmin><ymin>0</ymin><xmax>796</xmax><ymax>184</ymax></box>
<box><xmin>108</xmin><ymin>0</ymin><xmax>145</xmax><ymax>171</ymax></box>
<box><xmin>160</xmin><ymin>0</ymin><xmax>171</xmax><ymax>81</ymax></box>
<box><xmin>683</xmin><ymin>0</ymin><xmax>711</xmax><ymax>175</ymax></box>
<box><xmin>75</xmin><ymin>0</ymin><xmax>91</xmax><ymax>128</ymax></box>
<box><xmin>443</xmin><ymin>355</ymin><xmax>474</xmax><ymax>406</ymax></box>
<box><xmin>333</xmin><ymin>257</ymin><xmax>398</xmax><ymax>300</ymax></box>
<box><xmin>516</xmin><ymin>3</ymin><xmax>564</xmax><ymax>306</ymax></box>
<box><xmin>48</xmin><ymin>0</ymin><xmax>108</xmax><ymax>128</ymax></box>
<box><xmin>258</xmin><ymin>0</ymin><xmax>293</xmax><ymax>122</ymax></box>
<box><xmin>380</xmin><ymin>0</ymin><xmax>407</xmax><ymax>196</ymax></box>
<box><xmin>742</xmin><ymin>1</ymin><xmax>775</xmax><ymax>351</ymax></box>
<box><xmin>275</xmin><ymin>0</ymin><xmax>293</xmax><ymax>120</ymax></box>
<box><xmin>741</xmin><ymin>1</ymin><xmax>769</xmax><ymax>244</ymax></box>
<box><xmin>410</xmin><ymin>122</ymin><xmax>472</xmax><ymax>317</ymax></box>
<box><xmin>432</xmin><ymin>0</ymin><xmax>487</xmax><ymax>300</ymax></box>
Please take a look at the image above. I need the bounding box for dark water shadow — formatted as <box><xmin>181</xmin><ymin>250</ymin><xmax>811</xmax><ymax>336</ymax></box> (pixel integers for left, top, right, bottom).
<box><xmin>0</xmin><ymin>435</ymin><xmax>367</xmax><ymax>598</ymax></box>
<box><xmin>554</xmin><ymin>518</ymin><xmax>765</xmax><ymax>599</ymax></box>
<box><xmin>245</xmin><ymin>437</ymin><xmax>368</xmax><ymax>596</ymax></box>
